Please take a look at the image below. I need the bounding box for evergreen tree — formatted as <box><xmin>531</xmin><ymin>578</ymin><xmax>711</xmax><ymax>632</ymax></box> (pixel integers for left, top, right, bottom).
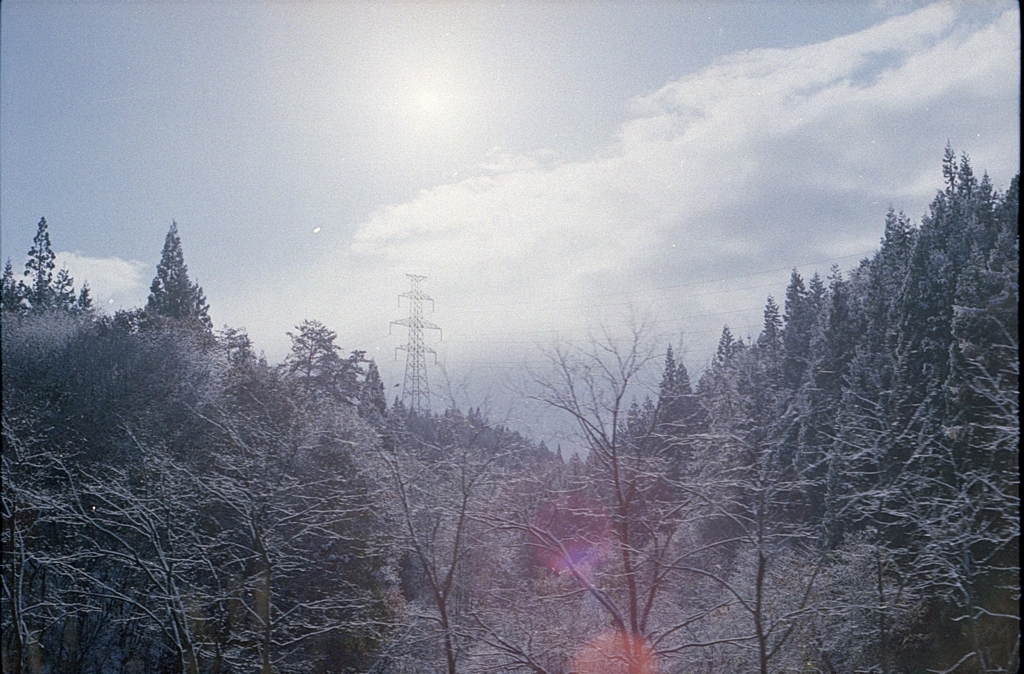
<box><xmin>712</xmin><ymin>325</ymin><xmax>736</xmax><ymax>372</ymax></box>
<box><xmin>8</xmin><ymin>217</ymin><xmax>91</xmax><ymax>315</ymax></box>
<box><xmin>657</xmin><ymin>345</ymin><xmax>682</xmax><ymax>421</ymax></box>
<box><xmin>944</xmin><ymin>173</ymin><xmax>1019</xmax><ymax>435</ymax></box>
<box><xmin>862</xmin><ymin>209</ymin><xmax>916</xmax><ymax>358</ymax></box>
<box><xmin>816</xmin><ymin>266</ymin><xmax>859</xmax><ymax>397</ymax></box>
<box><xmin>757</xmin><ymin>296</ymin><xmax>783</xmax><ymax>379</ymax></box>
<box><xmin>789</xmin><ymin>268</ymin><xmax>860</xmax><ymax>525</ymax></box>
<box><xmin>839</xmin><ymin>209</ymin><xmax>916</xmax><ymax>458</ymax></box>
<box><xmin>146</xmin><ymin>221</ymin><xmax>212</xmax><ymax>328</ymax></box>
<box><xmin>698</xmin><ymin>325</ymin><xmax>745</xmax><ymax>424</ymax></box>
<box><xmin>21</xmin><ymin>217</ymin><xmax>57</xmax><ymax>311</ymax></box>
<box><xmin>52</xmin><ymin>268</ymin><xmax>76</xmax><ymax>311</ymax></box>
<box><xmin>75</xmin><ymin>282</ymin><xmax>94</xmax><ymax>314</ymax></box>
<box><xmin>286</xmin><ymin>320</ymin><xmax>341</xmax><ymax>378</ymax></box>
<box><xmin>654</xmin><ymin>345</ymin><xmax>704</xmax><ymax>478</ymax></box>
<box><xmin>895</xmin><ymin>149</ymin><xmax>991</xmax><ymax>423</ymax></box>
<box><xmin>359</xmin><ymin>360</ymin><xmax>388</xmax><ymax>423</ymax></box>
<box><xmin>1</xmin><ymin>259</ymin><xmax>23</xmax><ymax>312</ymax></box>
<box><xmin>658</xmin><ymin>344</ymin><xmax>679</xmax><ymax>402</ymax></box>
<box><xmin>940</xmin><ymin>141</ymin><xmax>957</xmax><ymax>192</ymax></box>
<box><xmin>782</xmin><ymin>270</ymin><xmax>815</xmax><ymax>388</ymax></box>
<box><xmin>218</xmin><ymin>326</ymin><xmax>259</xmax><ymax>373</ymax></box>
<box><xmin>656</xmin><ymin>345</ymin><xmax>703</xmax><ymax>430</ymax></box>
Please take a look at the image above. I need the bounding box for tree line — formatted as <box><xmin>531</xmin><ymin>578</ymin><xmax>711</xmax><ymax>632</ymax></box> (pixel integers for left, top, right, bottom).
<box><xmin>2</xmin><ymin>146</ymin><xmax>1018</xmax><ymax>673</ymax></box>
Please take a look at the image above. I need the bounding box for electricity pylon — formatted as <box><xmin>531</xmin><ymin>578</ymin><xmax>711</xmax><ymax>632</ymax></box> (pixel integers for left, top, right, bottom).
<box><xmin>391</xmin><ymin>274</ymin><xmax>442</xmax><ymax>413</ymax></box>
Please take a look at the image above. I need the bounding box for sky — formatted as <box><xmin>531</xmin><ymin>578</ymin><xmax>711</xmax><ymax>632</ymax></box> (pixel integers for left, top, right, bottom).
<box><xmin>1</xmin><ymin>0</ymin><xmax>1020</xmax><ymax>441</ymax></box>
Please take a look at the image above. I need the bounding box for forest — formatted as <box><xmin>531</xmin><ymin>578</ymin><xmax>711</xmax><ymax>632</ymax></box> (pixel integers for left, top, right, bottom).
<box><xmin>2</xmin><ymin>147</ymin><xmax>1019</xmax><ymax>673</ymax></box>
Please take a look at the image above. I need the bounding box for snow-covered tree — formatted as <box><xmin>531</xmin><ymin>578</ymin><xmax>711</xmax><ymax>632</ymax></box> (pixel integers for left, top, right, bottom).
<box><xmin>284</xmin><ymin>319</ymin><xmax>365</xmax><ymax>405</ymax></box>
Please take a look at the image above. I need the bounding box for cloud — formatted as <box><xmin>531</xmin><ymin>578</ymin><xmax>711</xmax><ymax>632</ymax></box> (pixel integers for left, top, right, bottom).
<box><xmin>251</xmin><ymin>0</ymin><xmax>1020</xmax><ymax>411</ymax></box>
<box><xmin>55</xmin><ymin>251</ymin><xmax>149</xmax><ymax>311</ymax></box>
<box><xmin>478</xmin><ymin>147</ymin><xmax>562</xmax><ymax>175</ymax></box>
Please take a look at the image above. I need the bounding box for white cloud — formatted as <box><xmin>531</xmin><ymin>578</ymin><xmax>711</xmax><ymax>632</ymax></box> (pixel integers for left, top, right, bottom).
<box><xmin>259</xmin><ymin>1</ymin><xmax>1019</xmax><ymax>399</ymax></box>
<box><xmin>54</xmin><ymin>252</ymin><xmax>149</xmax><ymax>311</ymax></box>
<box><xmin>478</xmin><ymin>148</ymin><xmax>562</xmax><ymax>175</ymax></box>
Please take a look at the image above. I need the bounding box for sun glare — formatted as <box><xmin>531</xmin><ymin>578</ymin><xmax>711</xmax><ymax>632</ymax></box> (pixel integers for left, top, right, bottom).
<box><xmin>418</xmin><ymin>90</ymin><xmax>443</xmax><ymax>116</ymax></box>
<box><xmin>397</xmin><ymin>75</ymin><xmax>461</xmax><ymax>134</ymax></box>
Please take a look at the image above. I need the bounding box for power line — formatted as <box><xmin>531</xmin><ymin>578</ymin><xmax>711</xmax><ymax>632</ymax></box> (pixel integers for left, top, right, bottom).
<box><xmin>440</xmin><ymin>306</ymin><xmax>765</xmax><ymax>342</ymax></box>
<box><xmin>370</xmin><ymin>250</ymin><xmax>874</xmax><ymax>375</ymax></box>
<box><xmin>438</xmin><ymin>249</ymin><xmax>875</xmax><ymax>314</ymax></box>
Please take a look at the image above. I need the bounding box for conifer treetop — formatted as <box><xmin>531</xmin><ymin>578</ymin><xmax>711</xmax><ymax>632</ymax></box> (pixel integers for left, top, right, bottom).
<box><xmin>4</xmin><ymin>217</ymin><xmax>92</xmax><ymax>314</ymax></box>
<box><xmin>24</xmin><ymin>216</ymin><xmax>57</xmax><ymax>308</ymax></box>
<box><xmin>146</xmin><ymin>220</ymin><xmax>212</xmax><ymax>328</ymax></box>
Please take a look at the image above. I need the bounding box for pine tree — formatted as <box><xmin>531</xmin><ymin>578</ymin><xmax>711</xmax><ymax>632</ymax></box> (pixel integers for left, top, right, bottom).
<box><xmin>782</xmin><ymin>270</ymin><xmax>815</xmax><ymax>388</ymax></box>
<box><xmin>52</xmin><ymin>268</ymin><xmax>76</xmax><ymax>311</ymax></box>
<box><xmin>146</xmin><ymin>221</ymin><xmax>212</xmax><ymax>328</ymax></box>
<box><xmin>655</xmin><ymin>345</ymin><xmax>704</xmax><ymax>477</ymax></box>
<box><xmin>22</xmin><ymin>217</ymin><xmax>57</xmax><ymax>311</ymax></box>
<box><xmin>866</xmin><ymin>209</ymin><xmax>916</xmax><ymax>356</ymax></box>
<box><xmin>75</xmin><ymin>283</ymin><xmax>94</xmax><ymax>313</ymax></box>
<box><xmin>1</xmin><ymin>259</ymin><xmax>23</xmax><ymax>312</ymax></box>
<box><xmin>656</xmin><ymin>345</ymin><xmax>701</xmax><ymax>428</ymax></box>
<box><xmin>285</xmin><ymin>319</ymin><xmax>341</xmax><ymax>379</ymax></box>
<box><xmin>941</xmin><ymin>141</ymin><xmax>957</xmax><ymax>192</ymax></box>
<box><xmin>757</xmin><ymin>296</ymin><xmax>784</xmax><ymax>379</ymax></box>
<box><xmin>896</xmin><ymin>150</ymin><xmax>986</xmax><ymax>423</ymax></box>
<box><xmin>657</xmin><ymin>345</ymin><xmax>681</xmax><ymax>420</ymax></box>
<box><xmin>698</xmin><ymin>326</ymin><xmax>745</xmax><ymax>423</ymax></box>
<box><xmin>219</xmin><ymin>326</ymin><xmax>258</xmax><ymax>369</ymax></box>
<box><xmin>842</xmin><ymin>209</ymin><xmax>914</xmax><ymax>426</ymax></box>
<box><xmin>359</xmin><ymin>360</ymin><xmax>388</xmax><ymax>423</ymax></box>
<box><xmin>11</xmin><ymin>217</ymin><xmax>90</xmax><ymax>315</ymax></box>
<box><xmin>713</xmin><ymin>325</ymin><xmax>735</xmax><ymax>372</ymax></box>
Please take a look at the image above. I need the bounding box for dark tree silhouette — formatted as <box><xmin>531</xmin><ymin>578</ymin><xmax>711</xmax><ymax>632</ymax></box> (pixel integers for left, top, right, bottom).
<box><xmin>146</xmin><ymin>221</ymin><xmax>212</xmax><ymax>328</ymax></box>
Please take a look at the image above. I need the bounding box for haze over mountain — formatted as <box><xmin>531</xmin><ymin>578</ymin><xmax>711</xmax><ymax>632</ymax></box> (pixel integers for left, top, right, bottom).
<box><xmin>1</xmin><ymin>0</ymin><xmax>1019</xmax><ymax>437</ymax></box>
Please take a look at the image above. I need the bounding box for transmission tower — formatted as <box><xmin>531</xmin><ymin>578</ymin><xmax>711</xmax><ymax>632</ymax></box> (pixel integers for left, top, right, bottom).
<box><xmin>390</xmin><ymin>274</ymin><xmax>442</xmax><ymax>413</ymax></box>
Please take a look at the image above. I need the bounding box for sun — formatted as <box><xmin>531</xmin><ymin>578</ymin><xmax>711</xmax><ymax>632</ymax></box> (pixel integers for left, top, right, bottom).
<box><xmin>417</xmin><ymin>89</ymin><xmax>443</xmax><ymax>116</ymax></box>
<box><xmin>386</xmin><ymin>69</ymin><xmax>472</xmax><ymax>138</ymax></box>
<box><xmin>402</xmin><ymin>81</ymin><xmax>456</xmax><ymax>134</ymax></box>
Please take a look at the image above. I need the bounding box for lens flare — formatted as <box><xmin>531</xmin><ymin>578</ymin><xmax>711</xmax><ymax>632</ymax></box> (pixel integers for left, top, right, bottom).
<box><xmin>531</xmin><ymin>493</ymin><xmax>612</xmax><ymax>579</ymax></box>
<box><xmin>572</xmin><ymin>630</ymin><xmax>658</xmax><ymax>674</ymax></box>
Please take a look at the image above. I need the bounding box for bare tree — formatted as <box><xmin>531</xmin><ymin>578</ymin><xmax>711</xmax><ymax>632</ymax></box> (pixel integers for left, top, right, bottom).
<box><xmin>682</xmin><ymin>428</ymin><xmax>827</xmax><ymax>674</ymax></box>
<box><xmin>464</xmin><ymin>455</ymin><xmax>603</xmax><ymax>674</ymax></box>
<box><xmin>475</xmin><ymin>322</ymin><xmax>755</xmax><ymax>673</ymax></box>
<box><xmin>195</xmin><ymin>388</ymin><xmax>392</xmax><ymax>674</ymax></box>
<box><xmin>372</xmin><ymin>408</ymin><xmax>512</xmax><ymax>674</ymax></box>
<box><xmin>49</xmin><ymin>435</ymin><xmax>215</xmax><ymax>674</ymax></box>
<box><xmin>4</xmin><ymin>413</ymin><xmax>158</xmax><ymax>673</ymax></box>
<box><xmin>2</xmin><ymin>410</ymin><xmax>70</xmax><ymax>674</ymax></box>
